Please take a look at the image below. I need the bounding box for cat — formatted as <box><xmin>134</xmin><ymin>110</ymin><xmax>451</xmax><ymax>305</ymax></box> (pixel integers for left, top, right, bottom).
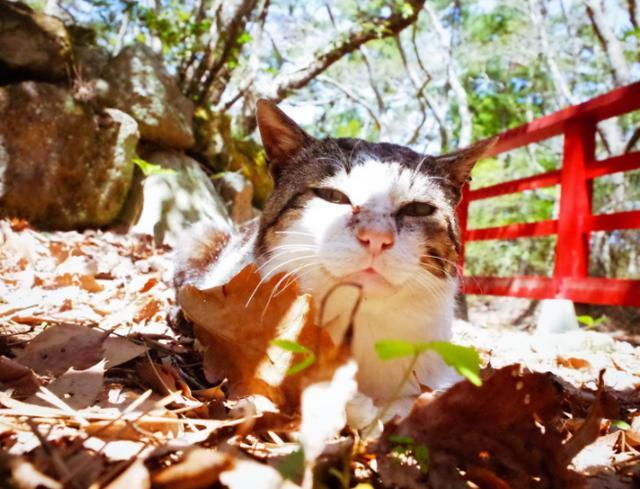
<box><xmin>175</xmin><ymin>99</ymin><xmax>494</xmax><ymax>409</ymax></box>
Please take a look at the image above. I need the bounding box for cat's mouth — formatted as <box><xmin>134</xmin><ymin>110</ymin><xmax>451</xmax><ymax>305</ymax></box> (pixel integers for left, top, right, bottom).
<box><xmin>344</xmin><ymin>266</ymin><xmax>394</xmax><ymax>289</ymax></box>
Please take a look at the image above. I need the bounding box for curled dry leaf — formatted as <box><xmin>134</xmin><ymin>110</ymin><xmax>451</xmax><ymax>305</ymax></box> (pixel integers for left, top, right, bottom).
<box><xmin>13</xmin><ymin>324</ymin><xmax>146</xmax><ymax>377</ymax></box>
<box><xmin>0</xmin><ymin>356</ymin><xmax>42</xmax><ymax>397</ymax></box>
<box><xmin>178</xmin><ymin>265</ymin><xmax>347</xmax><ymax>410</ymax></box>
<box><xmin>151</xmin><ymin>448</ymin><xmax>232</xmax><ymax>489</ymax></box>
<box><xmin>377</xmin><ymin>364</ymin><xmax>608</xmax><ymax>489</ymax></box>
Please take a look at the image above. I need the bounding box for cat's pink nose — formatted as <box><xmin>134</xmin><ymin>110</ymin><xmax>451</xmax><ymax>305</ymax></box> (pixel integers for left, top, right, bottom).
<box><xmin>356</xmin><ymin>227</ymin><xmax>395</xmax><ymax>255</ymax></box>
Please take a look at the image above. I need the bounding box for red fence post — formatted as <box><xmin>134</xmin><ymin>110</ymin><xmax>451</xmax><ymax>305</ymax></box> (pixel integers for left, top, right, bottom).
<box><xmin>554</xmin><ymin>119</ymin><xmax>595</xmax><ymax>293</ymax></box>
<box><xmin>458</xmin><ymin>182</ymin><xmax>471</xmax><ymax>276</ymax></box>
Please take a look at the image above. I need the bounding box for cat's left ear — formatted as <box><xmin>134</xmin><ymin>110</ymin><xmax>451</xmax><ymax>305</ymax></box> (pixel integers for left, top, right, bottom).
<box><xmin>435</xmin><ymin>137</ymin><xmax>498</xmax><ymax>188</ymax></box>
<box><xmin>256</xmin><ymin>99</ymin><xmax>312</xmax><ymax>176</ymax></box>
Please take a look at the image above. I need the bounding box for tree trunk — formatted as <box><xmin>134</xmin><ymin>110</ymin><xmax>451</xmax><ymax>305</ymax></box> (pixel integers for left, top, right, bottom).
<box><xmin>586</xmin><ymin>0</ymin><xmax>631</xmax><ymax>86</ymax></box>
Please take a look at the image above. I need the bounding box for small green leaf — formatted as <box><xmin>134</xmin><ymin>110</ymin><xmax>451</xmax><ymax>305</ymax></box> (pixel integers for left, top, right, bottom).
<box><xmin>388</xmin><ymin>435</ymin><xmax>414</xmax><ymax>445</ymax></box>
<box><xmin>374</xmin><ymin>339</ymin><xmax>417</xmax><ymax>360</ymax></box>
<box><xmin>414</xmin><ymin>444</ymin><xmax>430</xmax><ymax>474</ymax></box>
<box><xmin>270</xmin><ymin>339</ymin><xmax>310</xmax><ymax>354</ymax></box>
<box><xmin>375</xmin><ymin>340</ymin><xmax>482</xmax><ymax>386</ymax></box>
<box><xmin>428</xmin><ymin>341</ymin><xmax>482</xmax><ymax>387</ymax></box>
<box><xmin>611</xmin><ymin>419</ymin><xmax>631</xmax><ymax>430</ymax></box>
<box><xmin>270</xmin><ymin>339</ymin><xmax>316</xmax><ymax>375</ymax></box>
<box><xmin>133</xmin><ymin>157</ymin><xmax>176</xmax><ymax>176</ymax></box>
<box><xmin>275</xmin><ymin>448</ymin><xmax>304</xmax><ymax>481</ymax></box>
<box><xmin>577</xmin><ymin>315</ymin><xmax>594</xmax><ymax>327</ymax></box>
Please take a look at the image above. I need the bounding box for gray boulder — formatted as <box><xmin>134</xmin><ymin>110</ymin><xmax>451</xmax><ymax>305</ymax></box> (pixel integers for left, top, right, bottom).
<box><xmin>0</xmin><ymin>82</ymin><xmax>139</xmax><ymax>229</ymax></box>
<box><xmin>0</xmin><ymin>0</ymin><xmax>73</xmax><ymax>83</ymax></box>
<box><xmin>101</xmin><ymin>44</ymin><xmax>195</xmax><ymax>150</ymax></box>
<box><xmin>217</xmin><ymin>171</ymin><xmax>257</xmax><ymax>224</ymax></box>
<box><xmin>122</xmin><ymin>150</ymin><xmax>231</xmax><ymax>246</ymax></box>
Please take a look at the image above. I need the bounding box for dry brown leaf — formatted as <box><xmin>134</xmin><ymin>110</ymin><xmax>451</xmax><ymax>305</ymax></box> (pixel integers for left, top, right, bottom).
<box><xmin>78</xmin><ymin>275</ymin><xmax>104</xmax><ymax>293</ymax></box>
<box><xmin>14</xmin><ymin>324</ymin><xmax>106</xmax><ymax>377</ymax></box>
<box><xmin>557</xmin><ymin>356</ymin><xmax>592</xmax><ymax>370</ymax></box>
<box><xmin>135</xmin><ymin>298</ymin><xmax>162</xmax><ymax>323</ymax></box>
<box><xmin>102</xmin><ymin>337</ymin><xmax>147</xmax><ymax>368</ymax></box>
<box><xmin>9</xmin><ymin>217</ymin><xmax>31</xmax><ymax>232</ymax></box>
<box><xmin>13</xmin><ymin>324</ymin><xmax>146</xmax><ymax>377</ymax></box>
<box><xmin>139</xmin><ymin>278</ymin><xmax>158</xmax><ymax>293</ymax></box>
<box><xmin>376</xmin><ymin>365</ymin><xmax>606</xmax><ymax>489</ymax></box>
<box><xmin>28</xmin><ymin>361</ymin><xmax>105</xmax><ymax>410</ymax></box>
<box><xmin>103</xmin><ymin>459</ymin><xmax>150</xmax><ymax>489</ymax></box>
<box><xmin>137</xmin><ymin>361</ymin><xmax>190</xmax><ymax>396</ymax></box>
<box><xmin>178</xmin><ymin>265</ymin><xmax>346</xmax><ymax>410</ymax></box>
<box><xmin>52</xmin><ymin>273</ymin><xmax>74</xmax><ymax>288</ymax></box>
<box><xmin>152</xmin><ymin>448</ymin><xmax>232</xmax><ymax>489</ymax></box>
<box><xmin>0</xmin><ymin>356</ymin><xmax>42</xmax><ymax>397</ymax></box>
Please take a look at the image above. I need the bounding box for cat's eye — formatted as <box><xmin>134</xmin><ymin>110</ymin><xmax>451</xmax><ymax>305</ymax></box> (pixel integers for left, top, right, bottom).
<box><xmin>312</xmin><ymin>187</ymin><xmax>351</xmax><ymax>205</ymax></box>
<box><xmin>398</xmin><ymin>201</ymin><xmax>437</xmax><ymax>217</ymax></box>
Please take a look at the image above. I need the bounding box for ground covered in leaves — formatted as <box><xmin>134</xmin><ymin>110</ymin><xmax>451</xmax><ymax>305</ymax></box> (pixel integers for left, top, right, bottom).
<box><xmin>0</xmin><ymin>220</ymin><xmax>639</xmax><ymax>489</ymax></box>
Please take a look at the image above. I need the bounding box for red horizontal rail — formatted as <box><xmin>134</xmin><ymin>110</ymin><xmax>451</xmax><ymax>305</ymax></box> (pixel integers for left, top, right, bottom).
<box><xmin>464</xmin><ymin>219</ymin><xmax>557</xmax><ymax>241</ymax></box>
<box><xmin>462</xmin><ymin>276</ymin><xmax>640</xmax><ymax>307</ymax></box>
<box><xmin>468</xmin><ymin>151</ymin><xmax>640</xmax><ymax>203</ymax></box>
<box><xmin>486</xmin><ymin>81</ymin><xmax>640</xmax><ymax>156</ymax></box>
<box><xmin>469</xmin><ymin>170</ymin><xmax>561</xmax><ymax>200</ymax></box>
<box><xmin>462</xmin><ymin>276</ymin><xmax>554</xmax><ymax>301</ymax></box>
<box><xmin>591</xmin><ymin>210</ymin><xmax>640</xmax><ymax>232</ymax></box>
<box><xmin>586</xmin><ymin>151</ymin><xmax>640</xmax><ymax>179</ymax></box>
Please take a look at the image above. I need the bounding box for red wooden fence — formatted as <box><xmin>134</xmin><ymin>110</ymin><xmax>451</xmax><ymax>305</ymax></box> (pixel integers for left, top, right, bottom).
<box><xmin>458</xmin><ymin>81</ymin><xmax>640</xmax><ymax>307</ymax></box>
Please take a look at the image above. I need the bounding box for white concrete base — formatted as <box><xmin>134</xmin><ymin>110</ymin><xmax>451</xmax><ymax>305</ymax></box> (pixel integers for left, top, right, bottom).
<box><xmin>536</xmin><ymin>298</ymin><xmax>579</xmax><ymax>334</ymax></box>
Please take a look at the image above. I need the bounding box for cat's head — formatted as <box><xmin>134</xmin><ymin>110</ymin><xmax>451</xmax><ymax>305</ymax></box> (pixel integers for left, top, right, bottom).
<box><xmin>254</xmin><ymin>100</ymin><xmax>495</xmax><ymax>300</ymax></box>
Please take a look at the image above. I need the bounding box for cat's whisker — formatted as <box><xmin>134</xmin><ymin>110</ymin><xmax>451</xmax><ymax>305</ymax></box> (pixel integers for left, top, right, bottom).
<box><xmin>274</xmin><ymin>230</ymin><xmax>315</xmax><ymax>237</ymax></box>
<box><xmin>261</xmin><ymin>262</ymin><xmax>321</xmax><ymax>318</ymax></box>
<box><xmin>412</xmin><ymin>270</ymin><xmax>448</xmax><ymax>304</ymax></box>
<box><xmin>420</xmin><ymin>253</ymin><xmax>461</xmax><ymax>279</ymax></box>
<box><xmin>246</xmin><ymin>254</ymin><xmax>317</xmax><ymax>307</ymax></box>
<box><xmin>272</xmin><ymin>262</ymin><xmax>321</xmax><ymax>299</ymax></box>
<box><xmin>261</xmin><ymin>254</ymin><xmax>316</xmax><ymax>278</ymax></box>
<box><xmin>256</xmin><ymin>248</ymin><xmax>317</xmax><ymax>274</ymax></box>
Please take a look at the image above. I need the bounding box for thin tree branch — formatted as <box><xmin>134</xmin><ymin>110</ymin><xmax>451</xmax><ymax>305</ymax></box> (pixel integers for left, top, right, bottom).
<box><xmin>359</xmin><ymin>45</ymin><xmax>385</xmax><ymax>111</ymax></box>
<box><xmin>317</xmin><ymin>75</ymin><xmax>382</xmax><ymax>131</ymax></box>
<box><xmin>269</xmin><ymin>0</ymin><xmax>426</xmax><ymax>101</ymax></box>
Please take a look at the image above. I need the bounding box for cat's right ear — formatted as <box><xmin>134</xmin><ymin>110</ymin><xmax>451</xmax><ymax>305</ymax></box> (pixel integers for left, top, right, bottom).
<box><xmin>256</xmin><ymin>99</ymin><xmax>311</xmax><ymax>176</ymax></box>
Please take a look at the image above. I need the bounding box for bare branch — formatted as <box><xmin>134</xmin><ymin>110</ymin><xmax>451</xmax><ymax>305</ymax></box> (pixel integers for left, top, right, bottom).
<box><xmin>425</xmin><ymin>3</ymin><xmax>472</xmax><ymax>147</ymax></box>
<box><xmin>626</xmin><ymin>0</ymin><xmax>638</xmax><ymax>29</ymax></box>
<box><xmin>394</xmin><ymin>34</ymin><xmax>432</xmax><ymax>145</ymax></box>
<box><xmin>269</xmin><ymin>0</ymin><xmax>426</xmax><ymax>101</ymax></box>
<box><xmin>317</xmin><ymin>75</ymin><xmax>382</xmax><ymax>131</ymax></box>
<box><xmin>359</xmin><ymin>45</ymin><xmax>385</xmax><ymax>111</ymax></box>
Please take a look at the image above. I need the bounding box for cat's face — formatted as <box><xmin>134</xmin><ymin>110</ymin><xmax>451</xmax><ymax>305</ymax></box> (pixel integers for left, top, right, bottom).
<box><xmin>255</xmin><ymin>100</ymin><xmax>494</xmax><ymax>301</ymax></box>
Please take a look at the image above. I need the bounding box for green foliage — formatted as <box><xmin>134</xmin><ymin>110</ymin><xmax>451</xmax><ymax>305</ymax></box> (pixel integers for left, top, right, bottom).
<box><xmin>577</xmin><ymin>315</ymin><xmax>606</xmax><ymax>330</ymax></box>
<box><xmin>611</xmin><ymin>420</ymin><xmax>631</xmax><ymax>430</ymax></box>
<box><xmin>275</xmin><ymin>448</ymin><xmax>305</xmax><ymax>482</ymax></box>
<box><xmin>374</xmin><ymin>339</ymin><xmax>482</xmax><ymax>386</ymax></box>
<box><xmin>270</xmin><ymin>339</ymin><xmax>317</xmax><ymax>375</ymax></box>
<box><xmin>132</xmin><ymin>157</ymin><xmax>176</xmax><ymax>176</ymax></box>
